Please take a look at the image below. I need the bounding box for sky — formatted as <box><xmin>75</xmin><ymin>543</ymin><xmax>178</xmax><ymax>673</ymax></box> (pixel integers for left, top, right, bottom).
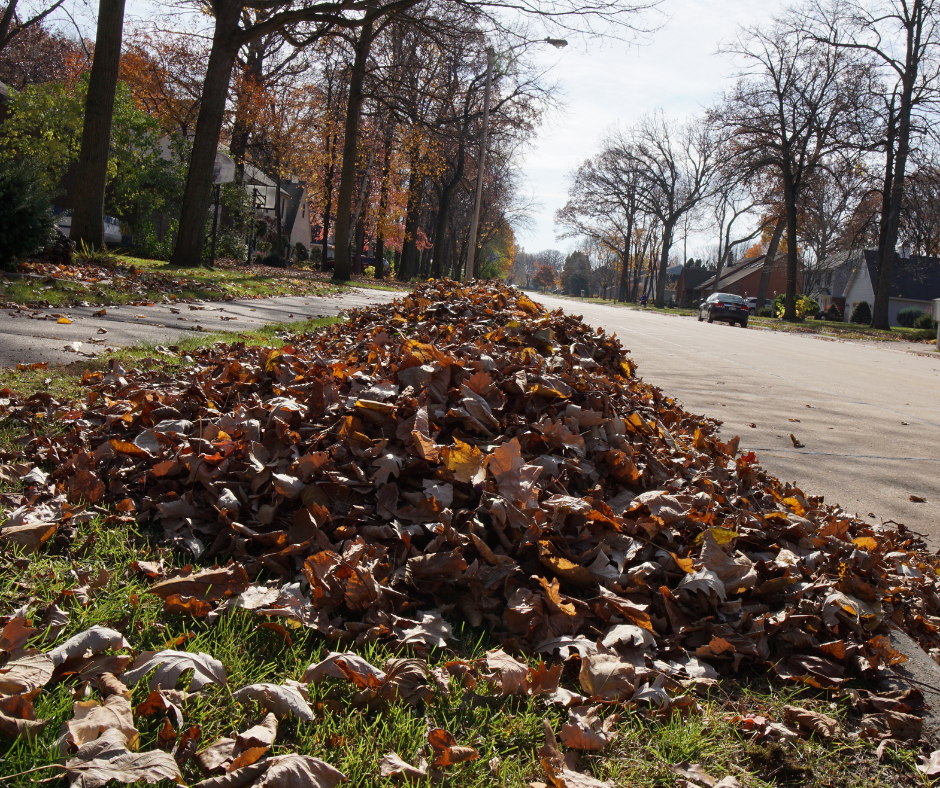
<box><xmin>517</xmin><ymin>0</ymin><xmax>786</xmax><ymax>256</ymax></box>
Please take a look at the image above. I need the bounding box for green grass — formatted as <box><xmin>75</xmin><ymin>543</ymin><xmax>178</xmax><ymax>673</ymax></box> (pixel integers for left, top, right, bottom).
<box><xmin>0</xmin><ymin>316</ymin><xmax>340</xmax><ymax>402</ymax></box>
<box><xmin>1</xmin><ymin>254</ymin><xmax>348</xmax><ymax>308</ymax></box>
<box><xmin>0</xmin><ymin>317</ymin><xmax>927</xmax><ymax>787</ymax></box>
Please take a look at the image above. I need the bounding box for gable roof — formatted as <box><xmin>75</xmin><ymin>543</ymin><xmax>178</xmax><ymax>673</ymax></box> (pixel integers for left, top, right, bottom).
<box><xmin>696</xmin><ymin>254</ymin><xmax>784</xmax><ymax>292</ymax></box>
<box><xmin>862</xmin><ymin>250</ymin><xmax>940</xmax><ymax>301</ymax></box>
<box><xmin>677</xmin><ymin>267</ymin><xmax>712</xmax><ymax>290</ymax></box>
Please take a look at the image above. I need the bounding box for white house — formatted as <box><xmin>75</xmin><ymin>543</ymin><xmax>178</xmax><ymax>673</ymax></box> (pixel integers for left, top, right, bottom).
<box><xmin>843</xmin><ymin>250</ymin><xmax>940</xmax><ymax>325</ymax></box>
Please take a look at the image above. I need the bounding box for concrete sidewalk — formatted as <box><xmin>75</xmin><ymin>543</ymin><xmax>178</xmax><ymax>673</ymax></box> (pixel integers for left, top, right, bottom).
<box><xmin>0</xmin><ymin>288</ymin><xmax>400</xmax><ymax>368</ymax></box>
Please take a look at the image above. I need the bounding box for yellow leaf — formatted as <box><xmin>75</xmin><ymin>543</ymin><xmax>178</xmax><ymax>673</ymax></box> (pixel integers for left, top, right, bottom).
<box><xmin>782</xmin><ymin>497</ymin><xmax>806</xmax><ymax>516</ymax></box>
<box><xmin>707</xmin><ymin>527</ymin><xmax>739</xmax><ymax>545</ymax></box>
<box><xmin>852</xmin><ymin>536</ymin><xmax>879</xmax><ymax>551</ymax></box>
<box><xmin>58</xmin><ymin>317</ymin><xmax>72</xmax><ymax>324</ymax></box>
<box><xmin>442</xmin><ymin>439</ymin><xmax>485</xmax><ymax>484</ymax></box>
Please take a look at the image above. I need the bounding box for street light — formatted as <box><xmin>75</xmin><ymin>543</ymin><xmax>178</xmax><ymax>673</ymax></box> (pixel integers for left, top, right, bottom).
<box><xmin>463</xmin><ymin>37</ymin><xmax>568</xmax><ymax>282</ymax></box>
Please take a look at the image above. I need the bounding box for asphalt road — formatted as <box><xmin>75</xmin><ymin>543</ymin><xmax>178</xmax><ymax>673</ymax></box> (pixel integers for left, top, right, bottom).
<box><xmin>0</xmin><ymin>288</ymin><xmax>399</xmax><ymax>369</ymax></box>
<box><xmin>529</xmin><ymin>293</ymin><xmax>940</xmax><ymax>545</ymax></box>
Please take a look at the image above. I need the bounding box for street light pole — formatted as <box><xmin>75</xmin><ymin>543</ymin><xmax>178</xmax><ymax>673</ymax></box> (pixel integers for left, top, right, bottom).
<box><xmin>463</xmin><ymin>38</ymin><xmax>567</xmax><ymax>283</ymax></box>
<box><xmin>464</xmin><ymin>45</ymin><xmax>494</xmax><ymax>283</ymax></box>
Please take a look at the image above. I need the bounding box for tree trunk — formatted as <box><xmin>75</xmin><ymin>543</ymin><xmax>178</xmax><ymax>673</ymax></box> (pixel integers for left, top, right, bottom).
<box><xmin>782</xmin><ymin>160</ymin><xmax>800</xmax><ymax>321</ymax></box>
<box><xmin>874</xmin><ymin>81</ymin><xmax>916</xmax><ymax>329</ymax></box>
<box><xmin>430</xmin><ymin>152</ymin><xmax>464</xmax><ymax>279</ymax></box>
<box><xmin>756</xmin><ymin>216</ymin><xmax>785</xmax><ymax>311</ymax></box>
<box><xmin>69</xmin><ymin>0</ymin><xmax>126</xmax><ymax>249</ymax></box>
<box><xmin>320</xmin><ymin>132</ymin><xmax>336</xmax><ymax>270</ymax></box>
<box><xmin>398</xmin><ymin>141</ymin><xmax>423</xmax><ymax>281</ymax></box>
<box><xmin>170</xmin><ymin>2</ymin><xmax>240</xmax><ymax>267</ymax></box>
<box><xmin>331</xmin><ymin>15</ymin><xmax>374</xmax><ymax>281</ymax></box>
<box><xmin>617</xmin><ymin>218</ymin><xmax>633</xmax><ymax>301</ymax></box>
<box><xmin>372</xmin><ymin>124</ymin><xmax>394</xmax><ymax>279</ymax></box>
<box><xmin>274</xmin><ymin>171</ymin><xmax>284</xmax><ymax>259</ymax></box>
<box><xmin>654</xmin><ymin>219</ymin><xmax>675</xmax><ymax>307</ymax></box>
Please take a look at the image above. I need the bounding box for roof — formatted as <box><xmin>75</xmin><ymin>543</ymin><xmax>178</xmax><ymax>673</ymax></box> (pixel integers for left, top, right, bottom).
<box><xmin>861</xmin><ymin>250</ymin><xmax>940</xmax><ymax>301</ymax></box>
<box><xmin>280</xmin><ymin>181</ymin><xmax>307</xmax><ymax>237</ymax></box>
<box><xmin>677</xmin><ymin>267</ymin><xmax>712</xmax><ymax>290</ymax></box>
<box><xmin>696</xmin><ymin>254</ymin><xmax>783</xmax><ymax>292</ymax></box>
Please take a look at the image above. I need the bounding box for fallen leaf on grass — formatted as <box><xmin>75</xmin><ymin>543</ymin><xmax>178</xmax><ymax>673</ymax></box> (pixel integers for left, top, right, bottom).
<box><xmin>48</xmin><ymin>625</ymin><xmax>131</xmax><ymax>667</ymax></box>
<box><xmin>122</xmin><ymin>650</ymin><xmax>226</xmax><ymax>692</ymax></box>
<box><xmin>379</xmin><ymin>752</ymin><xmax>429</xmax><ymax>781</ymax></box>
<box><xmin>783</xmin><ymin>705</ymin><xmax>839</xmax><ymax>739</ymax></box>
<box><xmin>538</xmin><ymin>718</ymin><xmax>612</xmax><ymax>788</ymax></box>
<box><xmin>579</xmin><ymin>653</ymin><xmax>634</xmax><ymax>701</ymax></box>
<box><xmin>428</xmin><ymin>727</ymin><xmax>479</xmax><ymax>767</ymax></box>
<box><xmin>149</xmin><ymin>564</ymin><xmax>250</xmax><ymax>602</ymax></box>
<box><xmin>193</xmin><ymin>754</ymin><xmax>344</xmax><ymax>788</ymax></box>
<box><xmin>67</xmin><ymin>694</ymin><xmax>139</xmax><ymax>748</ymax></box>
<box><xmin>559</xmin><ymin>706</ymin><xmax>617</xmax><ymax>750</ymax></box>
<box><xmin>232</xmin><ymin>682</ymin><xmax>314</xmax><ymax>722</ymax></box>
<box><xmin>0</xmin><ymin>651</ymin><xmax>54</xmax><ymax>694</ymax></box>
<box><xmin>0</xmin><ymin>616</ymin><xmax>37</xmax><ymax>652</ymax></box>
<box><xmin>64</xmin><ymin>728</ymin><xmax>182</xmax><ymax>788</ymax></box>
<box><xmin>918</xmin><ymin>750</ymin><xmax>940</xmax><ymax>775</ymax></box>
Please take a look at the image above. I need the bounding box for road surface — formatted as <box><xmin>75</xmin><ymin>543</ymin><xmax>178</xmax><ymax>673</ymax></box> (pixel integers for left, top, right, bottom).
<box><xmin>529</xmin><ymin>293</ymin><xmax>940</xmax><ymax>545</ymax></box>
<box><xmin>0</xmin><ymin>288</ymin><xmax>399</xmax><ymax>368</ymax></box>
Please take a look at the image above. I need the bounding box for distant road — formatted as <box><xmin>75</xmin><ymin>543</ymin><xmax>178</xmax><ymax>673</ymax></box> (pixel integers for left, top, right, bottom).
<box><xmin>529</xmin><ymin>292</ymin><xmax>940</xmax><ymax>545</ymax></box>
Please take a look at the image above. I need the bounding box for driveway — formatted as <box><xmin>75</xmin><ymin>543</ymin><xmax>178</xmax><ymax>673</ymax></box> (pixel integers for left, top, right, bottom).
<box><xmin>529</xmin><ymin>293</ymin><xmax>940</xmax><ymax>545</ymax></box>
<box><xmin>0</xmin><ymin>288</ymin><xmax>399</xmax><ymax>369</ymax></box>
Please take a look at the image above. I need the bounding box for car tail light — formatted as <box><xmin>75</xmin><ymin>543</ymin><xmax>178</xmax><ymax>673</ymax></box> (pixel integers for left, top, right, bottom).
<box><xmin>715</xmin><ymin>301</ymin><xmax>724</xmax><ymax>307</ymax></box>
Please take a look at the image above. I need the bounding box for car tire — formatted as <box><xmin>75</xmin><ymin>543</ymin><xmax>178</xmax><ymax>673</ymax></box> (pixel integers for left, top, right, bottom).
<box><xmin>741</xmin><ymin>320</ymin><xmax>748</xmax><ymax>328</ymax></box>
<box><xmin>698</xmin><ymin>311</ymin><xmax>703</xmax><ymax>322</ymax></box>
<box><xmin>707</xmin><ymin>311</ymin><xmax>714</xmax><ymax>323</ymax></box>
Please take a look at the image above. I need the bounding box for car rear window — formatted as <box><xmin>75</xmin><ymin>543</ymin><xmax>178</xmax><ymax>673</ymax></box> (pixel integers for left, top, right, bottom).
<box><xmin>717</xmin><ymin>294</ymin><xmax>745</xmax><ymax>304</ymax></box>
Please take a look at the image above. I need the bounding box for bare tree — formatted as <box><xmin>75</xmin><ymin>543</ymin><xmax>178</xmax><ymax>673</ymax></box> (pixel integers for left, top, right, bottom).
<box><xmin>628</xmin><ymin>111</ymin><xmax>721</xmax><ymax>307</ymax></box>
<box><xmin>708</xmin><ymin>173</ymin><xmax>764</xmax><ymax>294</ymax></box>
<box><xmin>808</xmin><ymin>0</ymin><xmax>940</xmax><ymax>328</ymax></box>
<box><xmin>719</xmin><ymin>18</ymin><xmax>868</xmax><ymax>319</ymax></box>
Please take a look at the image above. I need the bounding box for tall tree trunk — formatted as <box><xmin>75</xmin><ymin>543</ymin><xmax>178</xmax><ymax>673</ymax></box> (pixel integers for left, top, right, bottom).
<box><xmin>874</xmin><ymin>81</ymin><xmax>916</xmax><ymax>329</ymax></box>
<box><xmin>229</xmin><ymin>38</ymin><xmax>265</xmax><ymax>172</ymax></box>
<box><xmin>617</xmin><ymin>218</ymin><xmax>633</xmax><ymax>301</ymax></box>
<box><xmin>430</xmin><ymin>153</ymin><xmax>464</xmax><ymax>279</ymax></box>
<box><xmin>398</xmin><ymin>140</ymin><xmax>423</xmax><ymax>281</ymax></box>
<box><xmin>274</xmin><ymin>171</ymin><xmax>284</xmax><ymax>258</ymax></box>
<box><xmin>782</xmin><ymin>162</ymin><xmax>800</xmax><ymax>321</ymax></box>
<box><xmin>756</xmin><ymin>216</ymin><xmax>785</xmax><ymax>310</ymax></box>
<box><xmin>170</xmin><ymin>3</ymin><xmax>240</xmax><ymax>267</ymax></box>
<box><xmin>372</xmin><ymin>123</ymin><xmax>394</xmax><ymax>280</ymax></box>
<box><xmin>69</xmin><ymin>0</ymin><xmax>126</xmax><ymax>249</ymax></box>
<box><xmin>654</xmin><ymin>219</ymin><xmax>676</xmax><ymax>307</ymax></box>
<box><xmin>331</xmin><ymin>14</ymin><xmax>374</xmax><ymax>281</ymax></box>
<box><xmin>320</xmin><ymin>132</ymin><xmax>336</xmax><ymax>270</ymax></box>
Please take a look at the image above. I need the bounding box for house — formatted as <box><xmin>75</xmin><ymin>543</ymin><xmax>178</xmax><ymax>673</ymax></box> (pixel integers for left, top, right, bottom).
<box><xmin>843</xmin><ymin>250</ymin><xmax>940</xmax><ymax>325</ymax></box>
<box><xmin>809</xmin><ymin>249</ymin><xmax>855</xmax><ymax>314</ymax></box>
<box><xmin>243</xmin><ymin>163</ymin><xmax>312</xmax><ymax>255</ymax></box>
<box><xmin>692</xmin><ymin>253</ymin><xmax>789</xmax><ymax>304</ymax></box>
<box><xmin>674</xmin><ymin>266</ymin><xmax>712</xmax><ymax>306</ymax></box>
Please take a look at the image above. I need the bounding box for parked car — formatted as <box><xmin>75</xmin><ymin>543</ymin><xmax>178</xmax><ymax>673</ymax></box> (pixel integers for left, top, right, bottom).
<box><xmin>745</xmin><ymin>297</ymin><xmax>769</xmax><ymax>315</ymax></box>
<box><xmin>698</xmin><ymin>292</ymin><xmax>749</xmax><ymax>327</ymax></box>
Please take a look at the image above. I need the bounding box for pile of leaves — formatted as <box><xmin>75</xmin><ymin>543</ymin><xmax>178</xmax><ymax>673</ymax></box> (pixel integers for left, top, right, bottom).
<box><xmin>2</xmin><ymin>279</ymin><xmax>940</xmax><ymax>784</ymax></box>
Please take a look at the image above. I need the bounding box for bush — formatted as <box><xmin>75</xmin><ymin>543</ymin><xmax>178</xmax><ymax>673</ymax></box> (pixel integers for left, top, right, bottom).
<box><xmin>363</xmin><ymin>265</ymin><xmax>375</xmax><ymax>278</ymax></box>
<box><xmin>774</xmin><ymin>293</ymin><xmax>819</xmax><ymax>319</ymax></box>
<box><xmin>850</xmin><ymin>300</ymin><xmax>872</xmax><ymax>324</ymax></box>
<box><xmin>897</xmin><ymin>307</ymin><xmax>925</xmax><ymax>327</ymax></box>
<box><xmin>914</xmin><ymin>312</ymin><xmax>937</xmax><ymax>330</ymax></box>
<box><xmin>259</xmin><ymin>252</ymin><xmax>289</xmax><ymax>268</ymax></box>
<box><xmin>822</xmin><ymin>303</ymin><xmax>842</xmax><ymax>321</ymax></box>
<box><xmin>293</xmin><ymin>242</ymin><xmax>309</xmax><ymax>263</ymax></box>
<box><xmin>758</xmin><ymin>307</ymin><xmax>773</xmax><ymax>318</ymax></box>
<box><xmin>0</xmin><ymin>160</ymin><xmax>55</xmax><ymax>270</ymax></box>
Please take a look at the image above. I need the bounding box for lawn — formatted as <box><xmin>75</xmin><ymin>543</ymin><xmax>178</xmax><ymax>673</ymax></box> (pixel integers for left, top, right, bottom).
<box><xmin>1</xmin><ymin>252</ymin><xmax>407</xmax><ymax>310</ymax></box>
